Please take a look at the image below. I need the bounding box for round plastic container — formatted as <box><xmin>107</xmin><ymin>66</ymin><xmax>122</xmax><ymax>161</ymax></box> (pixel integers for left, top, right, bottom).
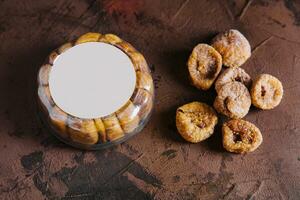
<box><xmin>37</xmin><ymin>33</ymin><xmax>154</xmax><ymax>150</ymax></box>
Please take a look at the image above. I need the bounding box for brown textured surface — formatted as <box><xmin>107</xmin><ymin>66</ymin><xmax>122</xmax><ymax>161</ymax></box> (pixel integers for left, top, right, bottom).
<box><xmin>0</xmin><ymin>0</ymin><xmax>299</xmax><ymax>199</ymax></box>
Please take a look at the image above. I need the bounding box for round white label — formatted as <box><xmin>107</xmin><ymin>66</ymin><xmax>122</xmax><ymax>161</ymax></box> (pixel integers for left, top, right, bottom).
<box><xmin>49</xmin><ymin>42</ymin><xmax>136</xmax><ymax>119</ymax></box>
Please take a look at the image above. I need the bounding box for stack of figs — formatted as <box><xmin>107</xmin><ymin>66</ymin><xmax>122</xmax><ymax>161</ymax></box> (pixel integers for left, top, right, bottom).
<box><xmin>37</xmin><ymin>33</ymin><xmax>154</xmax><ymax>149</ymax></box>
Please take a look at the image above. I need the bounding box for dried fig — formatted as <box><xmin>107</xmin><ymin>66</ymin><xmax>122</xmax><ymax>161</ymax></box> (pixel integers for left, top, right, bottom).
<box><xmin>75</xmin><ymin>32</ymin><xmax>102</xmax><ymax>45</ymax></box>
<box><xmin>222</xmin><ymin>119</ymin><xmax>263</xmax><ymax>153</ymax></box>
<box><xmin>187</xmin><ymin>44</ymin><xmax>222</xmax><ymax>90</ymax></box>
<box><xmin>176</xmin><ymin>102</ymin><xmax>218</xmax><ymax>143</ymax></box>
<box><xmin>214</xmin><ymin>82</ymin><xmax>251</xmax><ymax>119</ymax></box>
<box><xmin>102</xmin><ymin>114</ymin><xmax>125</xmax><ymax>141</ymax></box>
<box><xmin>68</xmin><ymin>118</ymin><xmax>99</xmax><ymax>145</ymax></box>
<box><xmin>116</xmin><ymin>101</ymin><xmax>140</xmax><ymax>133</ymax></box>
<box><xmin>251</xmin><ymin>74</ymin><xmax>283</xmax><ymax>110</ymax></box>
<box><xmin>215</xmin><ymin>67</ymin><xmax>252</xmax><ymax>92</ymax></box>
<box><xmin>212</xmin><ymin>29</ymin><xmax>251</xmax><ymax>68</ymax></box>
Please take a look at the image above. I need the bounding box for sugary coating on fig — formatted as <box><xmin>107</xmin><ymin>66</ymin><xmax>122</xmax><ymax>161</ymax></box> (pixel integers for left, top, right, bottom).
<box><xmin>215</xmin><ymin>67</ymin><xmax>252</xmax><ymax>92</ymax></box>
<box><xmin>251</xmin><ymin>74</ymin><xmax>283</xmax><ymax>110</ymax></box>
<box><xmin>188</xmin><ymin>44</ymin><xmax>222</xmax><ymax>90</ymax></box>
<box><xmin>176</xmin><ymin>102</ymin><xmax>218</xmax><ymax>143</ymax></box>
<box><xmin>214</xmin><ymin>82</ymin><xmax>251</xmax><ymax>119</ymax></box>
<box><xmin>212</xmin><ymin>29</ymin><xmax>251</xmax><ymax>68</ymax></box>
<box><xmin>222</xmin><ymin>119</ymin><xmax>262</xmax><ymax>153</ymax></box>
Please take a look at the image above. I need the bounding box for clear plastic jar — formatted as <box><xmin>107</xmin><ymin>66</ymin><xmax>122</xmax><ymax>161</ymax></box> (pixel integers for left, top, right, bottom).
<box><xmin>37</xmin><ymin>33</ymin><xmax>154</xmax><ymax>150</ymax></box>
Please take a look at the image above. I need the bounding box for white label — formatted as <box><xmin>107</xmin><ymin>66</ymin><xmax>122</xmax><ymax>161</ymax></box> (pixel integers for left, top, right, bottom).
<box><xmin>49</xmin><ymin>42</ymin><xmax>136</xmax><ymax>119</ymax></box>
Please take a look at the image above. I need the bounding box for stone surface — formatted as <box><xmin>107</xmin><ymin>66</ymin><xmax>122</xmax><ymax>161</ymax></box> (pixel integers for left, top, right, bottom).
<box><xmin>0</xmin><ymin>0</ymin><xmax>299</xmax><ymax>199</ymax></box>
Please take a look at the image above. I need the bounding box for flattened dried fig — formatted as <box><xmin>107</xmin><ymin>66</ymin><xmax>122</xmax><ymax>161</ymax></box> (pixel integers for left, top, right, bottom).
<box><xmin>176</xmin><ymin>102</ymin><xmax>218</xmax><ymax>143</ymax></box>
<box><xmin>103</xmin><ymin>34</ymin><xmax>122</xmax><ymax>44</ymax></box>
<box><xmin>102</xmin><ymin>114</ymin><xmax>124</xmax><ymax>141</ymax></box>
<box><xmin>38</xmin><ymin>86</ymin><xmax>54</xmax><ymax>114</ymax></box>
<box><xmin>49</xmin><ymin>106</ymin><xmax>68</xmax><ymax>138</ymax></box>
<box><xmin>215</xmin><ymin>67</ymin><xmax>252</xmax><ymax>92</ymax></box>
<box><xmin>131</xmin><ymin>89</ymin><xmax>153</xmax><ymax>120</ymax></box>
<box><xmin>116</xmin><ymin>41</ymin><xmax>136</xmax><ymax>53</ymax></box>
<box><xmin>251</xmin><ymin>74</ymin><xmax>283</xmax><ymax>110</ymax></box>
<box><xmin>58</xmin><ymin>42</ymin><xmax>73</xmax><ymax>54</ymax></box>
<box><xmin>188</xmin><ymin>44</ymin><xmax>222</xmax><ymax>90</ymax></box>
<box><xmin>212</xmin><ymin>29</ymin><xmax>251</xmax><ymax>68</ymax></box>
<box><xmin>68</xmin><ymin>118</ymin><xmax>99</xmax><ymax>145</ymax></box>
<box><xmin>48</xmin><ymin>51</ymin><xmax>59</xmax><ymax>65</ymax></box>
<box><xmin>136</xmin><ymin>71</ymin><xmax>154</xmax><ymax>94</ymax></box>
<box><xmin>128</xmin><ymin>51</ymin><xmax>151</xmax><ymax>73</ymax></box>
<box><xmin>75</xmin><ymin>32</ymin><xmax>102</xmax><ymax>45</ymax></box>
<box><xmin>222</xmin><ymin>119</ymin><xmax>262</xmax><ymax>153</ymax></box>
<box><xmin>94</xmin><ymin>118</ymin><xmax>107</xmax><ymax>142</ymax></box>
<box><xmin>116</xmin><ymin>101</ymin><xmax>140</xmax><ymax>133</ymax></box>
<box><xmin>214</xmin><ymin>82</ymin><xmax>251</xmax><ymax>119</ymax></box>
<box><xmin>38</xmin><ymin>64</ymin><xmax>51</xmax><ymax>86</ymax></box>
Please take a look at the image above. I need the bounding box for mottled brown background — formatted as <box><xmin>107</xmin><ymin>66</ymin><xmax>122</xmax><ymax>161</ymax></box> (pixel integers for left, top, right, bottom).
<box><xmin>0</xmin><ymin>0</ymin><xmax>299</xmax><ymax>199</ymax></box>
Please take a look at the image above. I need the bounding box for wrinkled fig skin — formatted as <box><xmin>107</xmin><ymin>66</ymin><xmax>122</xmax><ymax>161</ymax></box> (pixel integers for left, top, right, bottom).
<box><xmin>102</xmin><ymin>114</ymin><xmax>125</xmax><ymax>141</ymax></box>
<box><xmin>115</xmin><ymin>41</ymin><xmax>136</xmax><ymax>53</ymax></box>
<box><xmin>94</xmin><ymin>118</ymin><xmax>107</xmax><ymax>143</ymax></box>
<box><xmin>128</xmin><ymin>52</ymin><xmax>151</xmax><ymax>73</ymax></box>
<box><xmin>222</xmin><ymin>119</ymin><xmax>263</xmax><ymax>153</ymax></box>
<box><xmin>68</xmin><ymin>117</ymin><xmax>99</xmax><ymax>145</ymax></box>
<box><xmin>251</xmin><ymin>74</ymin><xmax>283</xmax><ymax>110</ymax></box>
<box><xmin>214</xmin><ymin>82</ymin><xmax>251</xmax><ymax>119</ymax></box>
<box><xmin>176</xmin><ymin>102</ymin><xmax>218</xmax><ymax>143</ymax></box>
<box><xmin>187</xmin><ymin>44</ymin><xmax>222</xmax><ymax>90</ymax></box>
<box><xmin>116</xmin><ymin>101</ymin><xmax>140</xmax><ymax>133</ymax></box>
<box><xmin>215</xmin><ymin>67</ymin><xmax>252</xmax><ymax>92</ymax></box>
<box><xmin>100</xmin><ymin>34</ymin><xmax>122</xmax><ymax>44</ymax></box>
<box><xmin>212</xmin><ymin>29</ymin><xmax>251</xmax><ymax>68</ymax></box>
<box><xmin>37</xmin><ymin>32</ymin><xmax>154</xmax><ymax>149</ymax></box>
<box><xmin>136</xmin><ymin>71</ymin><xmax>155</xmax><ymax>94</ymax></box>
<box><xmin>75</xmin><ymin>32</ymin><xmax>102</xmax><ymax>45</ymax></box>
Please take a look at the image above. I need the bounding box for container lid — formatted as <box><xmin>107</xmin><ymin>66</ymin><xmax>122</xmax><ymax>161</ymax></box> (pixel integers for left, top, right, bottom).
<box><xmin>49</xmin><ymin>42</ymin><xmax>136</xmax><ymax>119</ymax></box>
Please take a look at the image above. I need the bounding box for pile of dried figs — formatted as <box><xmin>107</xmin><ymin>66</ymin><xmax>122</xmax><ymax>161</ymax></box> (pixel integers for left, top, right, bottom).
<box><xmin>176</xmin><ymin>29</ymin><xmax>283</xmax><ymax>153</ymax></box>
